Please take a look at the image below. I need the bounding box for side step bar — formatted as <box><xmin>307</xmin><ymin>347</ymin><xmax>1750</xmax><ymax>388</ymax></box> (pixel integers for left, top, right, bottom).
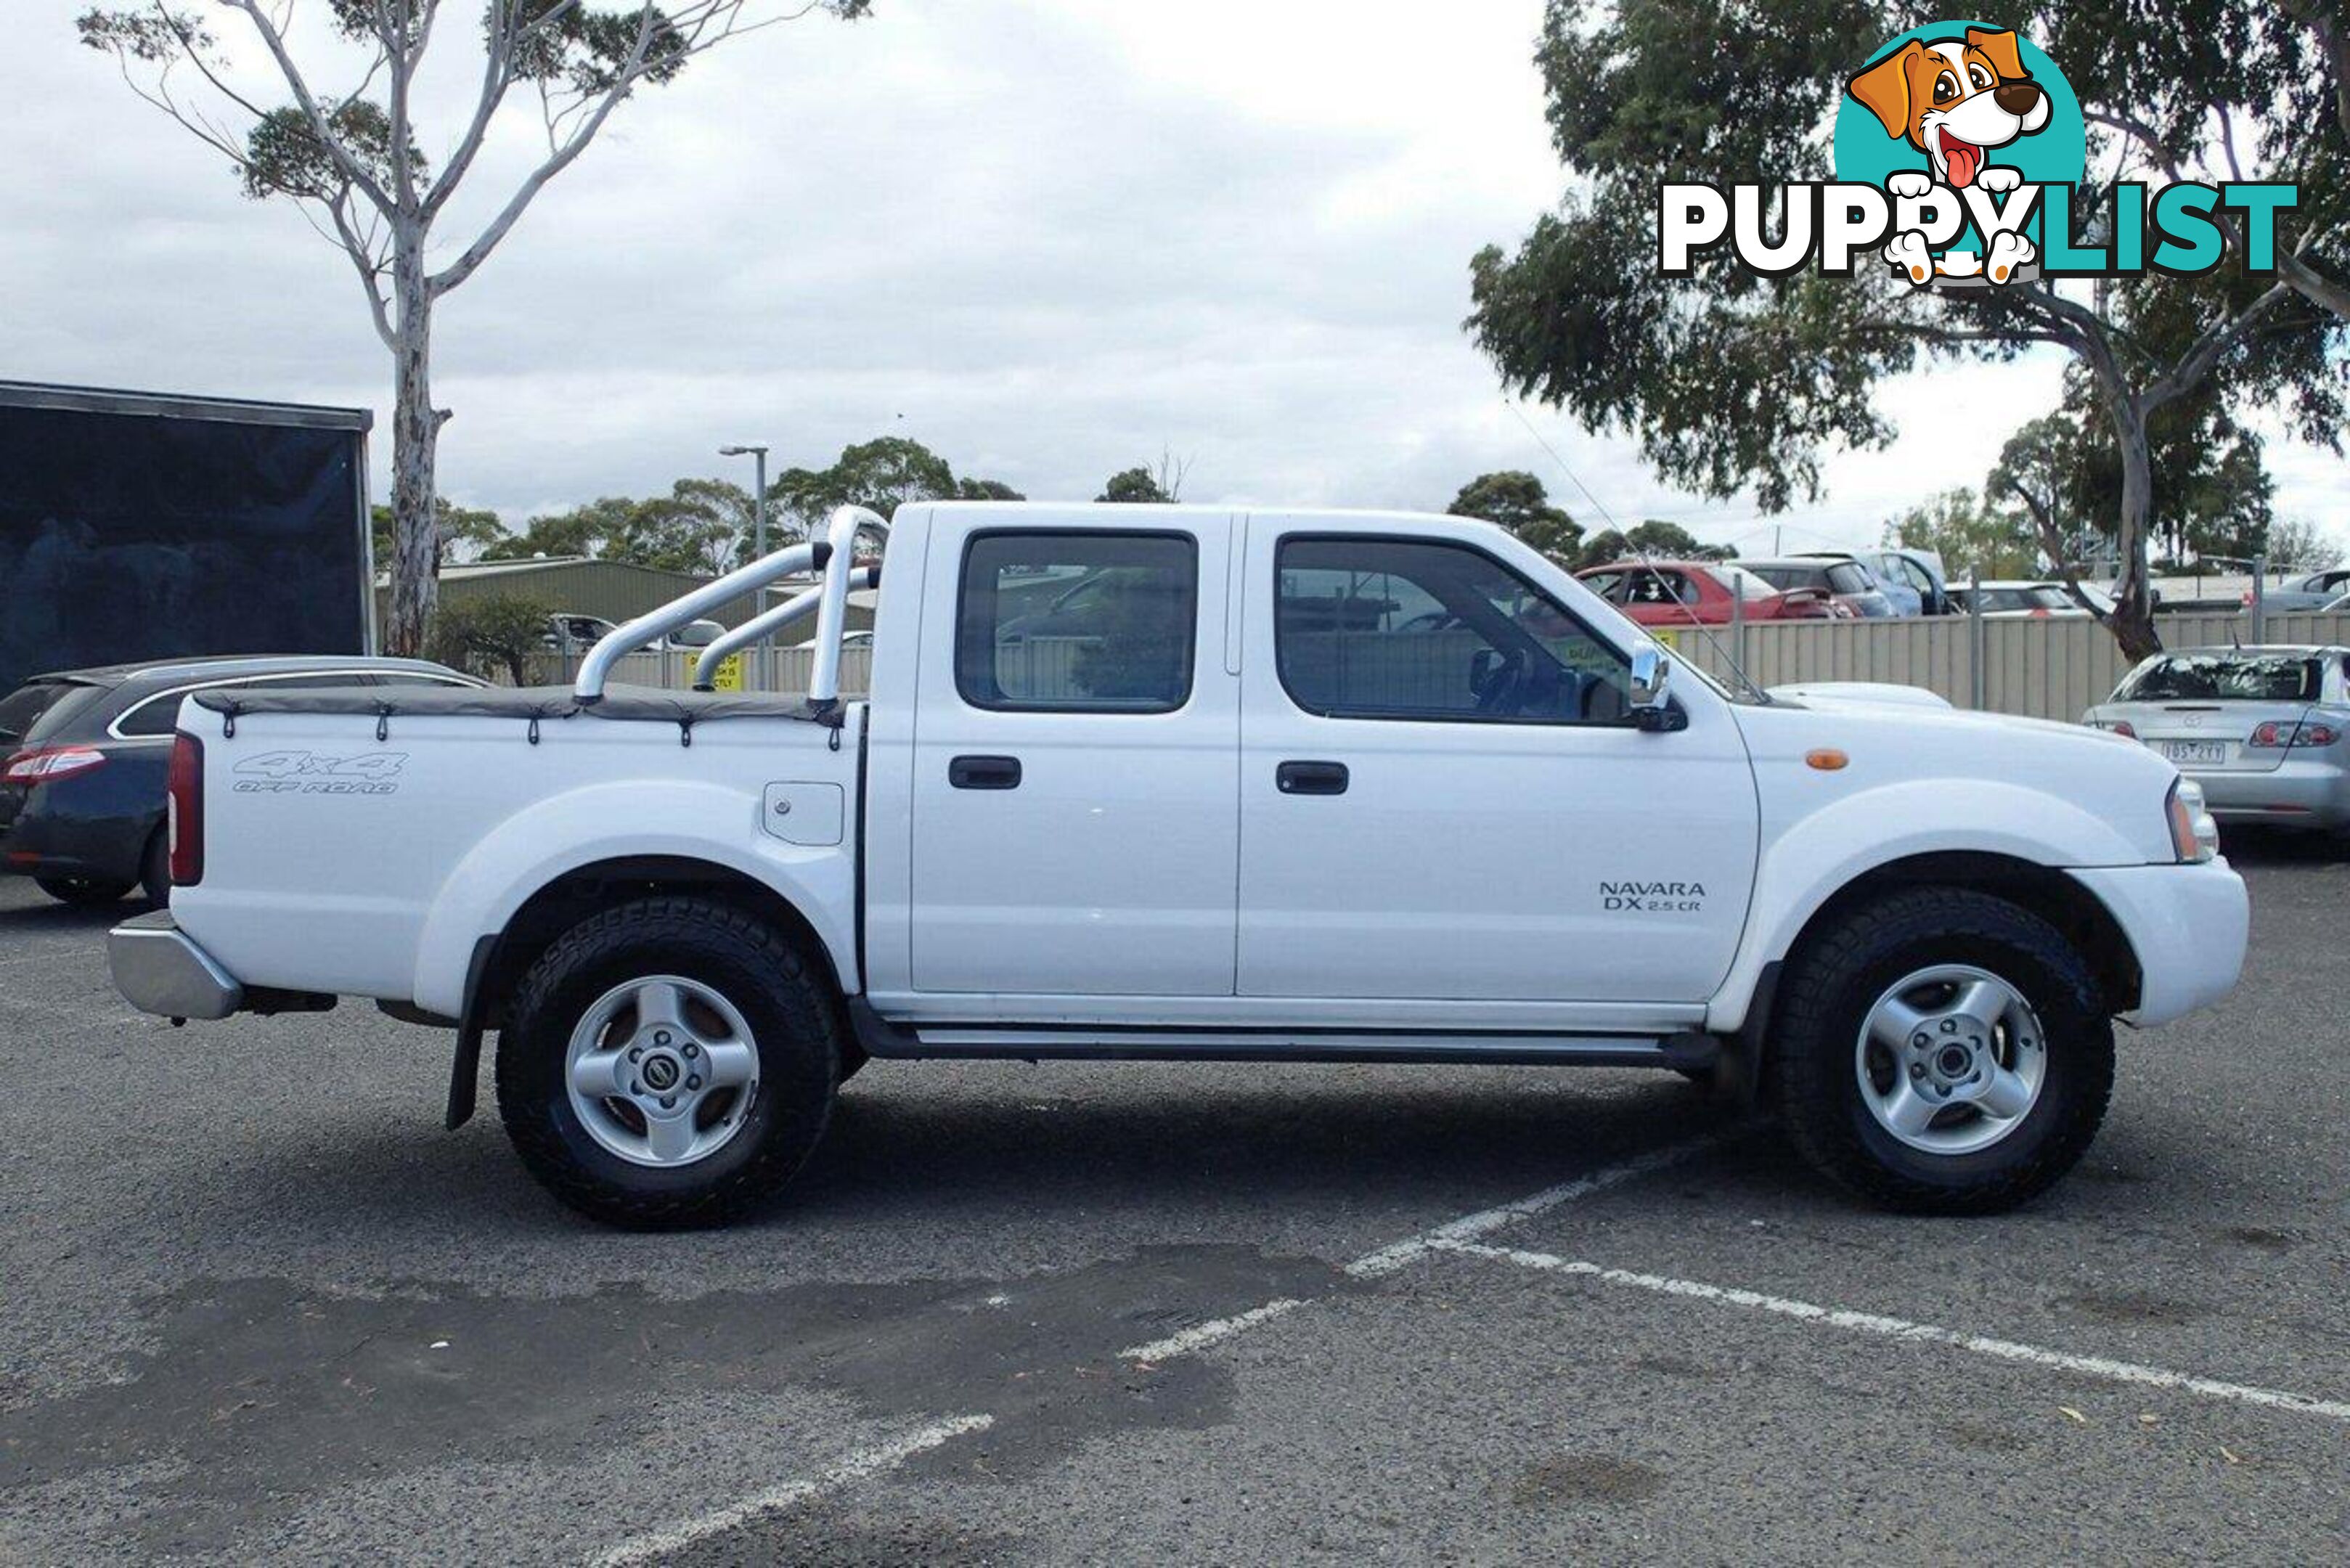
<box><xmin>849</xmin><ymin>1001</ymin><xmax>1719</xmax><ymax>1071</ymax></box>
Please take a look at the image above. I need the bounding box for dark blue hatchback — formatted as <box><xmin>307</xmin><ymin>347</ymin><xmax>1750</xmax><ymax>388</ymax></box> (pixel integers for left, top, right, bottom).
<box><xmin>0</xmin><ymin>656</ymin><xmax>478</xmax><ymax>907</ymax></box>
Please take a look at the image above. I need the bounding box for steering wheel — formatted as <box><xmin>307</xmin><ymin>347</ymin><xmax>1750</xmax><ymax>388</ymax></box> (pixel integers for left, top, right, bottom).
<box><xmin>1472</xmin><ymin>647</ymin><xmax>1528</xmax><ymax>715</ymax></box>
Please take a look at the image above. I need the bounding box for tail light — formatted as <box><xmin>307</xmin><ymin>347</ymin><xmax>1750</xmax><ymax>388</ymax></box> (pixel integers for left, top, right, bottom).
<box><xmin>2097</xmin><ymin>719</ymin><xmax>2137</xmax><ymax>738</ymax></box>
<box><xmin>167</xmin><ymin>732</ymin><xmax>204</xmax><ymax>887</ymax></box>
<box><xmin>2248</xmin><ymin>720</ymin><xmax>2341</xmax><ymax>748</ymax></box>
<box><xmin>1</xmin><ymin>745</ymin><xmax>107</xmax><ymax>784</ymax></box>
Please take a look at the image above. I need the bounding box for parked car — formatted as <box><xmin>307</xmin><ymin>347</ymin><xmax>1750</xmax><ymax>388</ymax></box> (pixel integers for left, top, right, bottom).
<box><xmin>1</xmin><ymin>656</ymin><xmax>481</xmax><ymax>907</ymax></box>
<box><xmin>1744</xmin><ymin>558</ymin><xmax>1897</xmax><ymax>618</ymax></box>
<box><xmin>1798</xmin><ymin>549</ymin><xmax>1951</xmax><ymax>615</ymax></box>
<box><xmin>111</xmin><ymin>502</ymin><xmax>2244</xmax><ymax>1228</ymax></box>
<box><xmin>1947</xmin><ymin>580</ymin><xmax>2115</xmax><ymax>618</ymax></box>
<box><xmin>1575</xmin><ymin>560</ymin><xmax>1851</xmax><ymax>625</ymax></box>
<box><xmin>544</xmin><ymin>613</ymin><xmax>723</xmax><ymax>655</ymax></box>
<box><xmin>2247</xmin><ymin>567</ymin><xmax>2350</xmax><ymax>613</ymax></box>
<box><xmin>2085</xmin><ymin>646</ymin><xmax>2350</xmax><ymax>834</ymax></box>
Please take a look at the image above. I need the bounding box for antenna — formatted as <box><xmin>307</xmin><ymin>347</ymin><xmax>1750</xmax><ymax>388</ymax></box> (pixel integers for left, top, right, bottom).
<box><xmin>1504</xmin><ymin>400</ymin><xmax>1774</xmax><ymax>705</ymax></box>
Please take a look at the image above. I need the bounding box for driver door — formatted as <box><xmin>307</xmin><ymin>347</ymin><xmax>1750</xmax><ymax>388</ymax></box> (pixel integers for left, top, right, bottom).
<box><xmin>1236</xmin><ymin>520</ymin><xmax>1757</xmax><ymax>1005</ymax></box>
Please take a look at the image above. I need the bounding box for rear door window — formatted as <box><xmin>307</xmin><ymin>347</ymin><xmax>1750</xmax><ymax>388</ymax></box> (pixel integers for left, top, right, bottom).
<box><xmin>1827</xmin><ymin>563</ymin><xmax>1872</xmax><ymax>594</ymax></box>
<box><xmin>956</xmin><ymin>531</ymin><xmax>1198</xmax><ymax>712</ymax></box>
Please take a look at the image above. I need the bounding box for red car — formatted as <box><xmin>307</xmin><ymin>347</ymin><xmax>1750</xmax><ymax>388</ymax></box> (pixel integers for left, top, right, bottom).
<box><xmin>1576</xmin><ymin>560</ymin><xmax>1851</xmax><ymax>626</ymax></box>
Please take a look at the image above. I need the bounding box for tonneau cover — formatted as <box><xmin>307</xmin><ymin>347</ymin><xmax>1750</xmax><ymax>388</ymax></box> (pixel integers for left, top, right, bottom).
<box><xmin>190</xmin><ymin>682</ymin><xmax>833</xmax><ymax>726</ymax></box>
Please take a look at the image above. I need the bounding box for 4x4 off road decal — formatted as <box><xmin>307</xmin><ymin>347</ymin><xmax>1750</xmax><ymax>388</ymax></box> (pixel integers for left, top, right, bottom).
<box><xmin>232</xmin><ymin>751</ymin><xmax>407</xmax><ymax>796</ymax></box>
<box><xmin>1656</xmin><ymin>20</ymin><xmax>2298</xmax><ymax>288</ymax></box>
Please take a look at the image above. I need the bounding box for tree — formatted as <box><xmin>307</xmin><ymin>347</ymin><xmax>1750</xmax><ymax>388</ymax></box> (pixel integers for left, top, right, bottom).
<box><xmin>623</xmin><ymin>478</ymin><xmax>756</xmax><ymax>574</ymax></box>
<box><xmin>1097</xmin><ymin>449</ymin><xmax>1191</xmax><ymax>504</ymax></box>
<box><xmin>482</xmin><ymin>496</ymin><xmax>638</xmax><ymax>562</ymax></box>
<box><xmin>1465</xmin><ymin>1</ymin><xmax>2346</xmax><ymax>660</ymax></box>
<box><xmin>80</xmin><ymin>1</ymin><xmax>872</xmax><ymax>656</ymax></box>
<box><xmin>370</xmin><ymin>496</ymin><xmax>504</xmax><ymax>573</ymax></box>
<box><xmin>2264</xmin><ymin>515</ymin><xmax>2340</xmax><ymax>571</ymax></box>
<box><xmin>1098</xmin><ymin>467</ymin><xmax>1171</xmax><ymax>504</ymax></box>
<box><xmin>1578</xmin><ymin>518</ymin><xmax>1731</xmax><ymax>568</ymax></box>
<box><xmin>1885</xmin><ymin>489</ymin><xmax>2039</xmax><ymax>581</ymax></box>
<box><xmin>428</xmin><ymin>592</ymin><xmax>553</xmax><ymax>685</ymax></box>
<box><xmin>768</xmin><ymin>436</ymin><xmax>1021</xmax><ymax>539</ymax></box>
<box><xmin>1446</xmin><ymin>471</ymin><xmax>1582</xmax><ymax>562</ymax></box>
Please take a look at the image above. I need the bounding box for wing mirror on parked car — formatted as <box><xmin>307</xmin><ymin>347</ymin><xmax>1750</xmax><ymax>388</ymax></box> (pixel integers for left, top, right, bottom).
<box><xmin>1628</xmin><ymin>645</ymin><xmax>1684</xmax><ymax>732</ymax></box>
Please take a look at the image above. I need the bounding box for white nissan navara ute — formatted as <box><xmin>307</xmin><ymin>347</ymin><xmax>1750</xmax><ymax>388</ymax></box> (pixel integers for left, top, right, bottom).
<box><xmin>110</xmin><ymin>504</ymin><xmax>2248</xmax><ymax>1227</ymax></box>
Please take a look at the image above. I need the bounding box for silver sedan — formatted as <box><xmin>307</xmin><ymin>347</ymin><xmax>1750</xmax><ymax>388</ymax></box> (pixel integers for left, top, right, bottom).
<box><xmin>2084</xmin><ymin>645</ymin><xmax>2350</xmax><ymax>833</ymax></box>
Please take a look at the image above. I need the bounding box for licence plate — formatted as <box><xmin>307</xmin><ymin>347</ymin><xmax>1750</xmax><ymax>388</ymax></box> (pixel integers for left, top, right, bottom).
<box><xmin>2159</xmin><ymin>740</ymin><xmax>2227</xmax><ymax>765</ymax></box>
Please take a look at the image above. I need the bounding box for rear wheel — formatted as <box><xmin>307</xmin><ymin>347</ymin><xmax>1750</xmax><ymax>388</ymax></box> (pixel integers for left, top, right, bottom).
<box><xmin>35</xmin><ymin>875</ymin><xmax>134</xmax><ymax>906</ymax></box>
<box><xmin>495</xmin><ymin>896</ymin><xmax>840</xmax><ymax>1228</ymax></box>
<box><xmin>139</xmin><ymin>830</ymin><xmax>171</xmax><ymax>908</ymax></box>
<box><xmin>1771</xmin><ymin>887</ymin><xmax>2113</xmax><ymax>1214</ymax></box>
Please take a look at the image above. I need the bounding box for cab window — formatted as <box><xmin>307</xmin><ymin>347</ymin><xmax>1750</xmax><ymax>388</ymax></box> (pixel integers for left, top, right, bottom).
<box><xmin>955</xmin><ymin>531</ymin><xmax>1197</xmax><ymax>712</ymax></box>
<box><xmin>1276</xmin><ymin>536</ymin><xmax>1631</xmax><ymax>724</ymax></box>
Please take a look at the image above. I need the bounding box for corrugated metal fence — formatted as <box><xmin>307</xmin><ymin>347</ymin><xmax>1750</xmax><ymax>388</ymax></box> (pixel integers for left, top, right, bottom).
<box><xmin>1673</xmin><ymin>613</ymin><xmax>2350</xmax><ymax>722</ymax></box>
<box><xmin>515</xmin><ymin>645</ymin><xmax>875</xmax><ymax>695</ymax></box>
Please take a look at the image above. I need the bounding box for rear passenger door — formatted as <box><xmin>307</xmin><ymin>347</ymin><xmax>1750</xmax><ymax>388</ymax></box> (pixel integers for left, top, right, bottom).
<box><xmin>907</xmin><ymin>515</ymin><xmax>1241</xmax><ymax>996</ymax></box>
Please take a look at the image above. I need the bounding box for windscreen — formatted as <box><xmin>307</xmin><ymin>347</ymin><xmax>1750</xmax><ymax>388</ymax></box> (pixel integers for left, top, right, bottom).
<box><xmin>0</xmin><ymin>399</ymin><xmax>369</xmax><ymax>695</ymax></box>
<box><xmin>2116</xmin><ymin>653</ymin><xmax>2321</xmax><ymax>703</ymax></box>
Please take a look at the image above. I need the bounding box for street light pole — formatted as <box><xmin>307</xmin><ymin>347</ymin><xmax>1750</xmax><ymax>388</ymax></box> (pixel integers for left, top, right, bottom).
<box><xmin>719</xmin><ymin>442</ymin><xmax>770</xmax><ymax>688</ymax></box>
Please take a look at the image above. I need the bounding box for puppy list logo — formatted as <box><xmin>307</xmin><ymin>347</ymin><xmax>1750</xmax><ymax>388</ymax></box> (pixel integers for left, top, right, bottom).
<box><xmin>1657</xmin><ymin>20</ymin><xmax>2299</xmax><ymax>290</ymax></box>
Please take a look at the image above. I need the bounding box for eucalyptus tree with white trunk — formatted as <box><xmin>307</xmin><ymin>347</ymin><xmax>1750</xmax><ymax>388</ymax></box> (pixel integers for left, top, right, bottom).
<box><xmin>79</xmin><ymin>1</ymin><xmax>870</xmax><ymax>655</ymax></box>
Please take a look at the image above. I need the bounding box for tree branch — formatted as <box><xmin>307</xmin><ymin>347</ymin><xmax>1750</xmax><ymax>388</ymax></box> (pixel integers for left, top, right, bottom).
<box><xmin>2003</xmin><ymin>475</ymin><xmax>2110</xmax><ymax>623</ymax></box>
<box><xmin>223</xmin><ymin>0</ymin><xmax>396</xmax><ymax>214</ymax></box>
<box><xmin>323</xmin><ymin>188</ymin><xmax>398</xmax><ymax>350</ymax></box>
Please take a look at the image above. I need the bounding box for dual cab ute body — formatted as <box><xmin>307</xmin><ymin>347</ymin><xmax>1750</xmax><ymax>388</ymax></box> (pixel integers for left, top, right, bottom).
<box><xmin>115</xmin><ymin>503</ymin><xmax>2248</xmax><ymax>1224</ymax></box>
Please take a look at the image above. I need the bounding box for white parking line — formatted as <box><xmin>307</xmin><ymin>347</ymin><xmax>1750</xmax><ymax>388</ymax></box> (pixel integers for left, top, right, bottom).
<box><xmin>589</xmin><ymin>1413</ymin><xmax>995</xmax><ymax>1567</ymax></box>
<box><xmin>1442</xmin><ymin>1241</ymin><xmax>2350</xmax><ymax>1424</ymax></box>
<box><xmin>599</xmin><ymin>1135</ymin><xmax>1732</xmax><ymax>1561</ymax></box>
<box><xmin>1122</xmin><ymin>1298</ymin><xmax>1305</xmax><ymax>1362</ymax></box>
<box><xmin>1116</xmin><ymin>1133</ymin><xmax>1729</xmax><ymax>1366</ymax></box>
<box><xmin>1344</xmin><ymin>1135</ymin><xmax>1726</xmax><ymax>1281</ymax></box>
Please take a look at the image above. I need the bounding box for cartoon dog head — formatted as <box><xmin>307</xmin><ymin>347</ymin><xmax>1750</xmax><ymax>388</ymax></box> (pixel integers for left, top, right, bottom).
<box><xmin>1847</xmin><ymin>27</ymin><xmax>2049</xmax><ymax>189</ymax></box>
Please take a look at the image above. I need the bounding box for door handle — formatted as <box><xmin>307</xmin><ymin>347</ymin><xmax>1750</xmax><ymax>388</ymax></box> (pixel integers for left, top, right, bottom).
<box><xmin>949</xmin><ymin>754</ymin><xmax>1022</xmax><ymax>791</ymax></box>
<box><xmin>1276</xmin><ymin>760</ymin><xmax>1349</xmax><ymax>796</ymax></box>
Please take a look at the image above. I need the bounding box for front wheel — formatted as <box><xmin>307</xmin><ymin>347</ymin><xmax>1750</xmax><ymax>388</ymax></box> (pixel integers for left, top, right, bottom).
<box><xmin>1771</xmin><ymin>888</ymin><xmax>2113</xmax><ymax>1214</ymax></box>
<box><xmin>495</xmin><ymin>897</ymin><xmax>841</xmax><ymax>1228</ymax></box>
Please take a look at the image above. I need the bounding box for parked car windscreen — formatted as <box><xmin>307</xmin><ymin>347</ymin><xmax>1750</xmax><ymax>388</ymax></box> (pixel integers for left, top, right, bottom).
<box><xmin>2114</xmin><ymin>653</ymin><xmax>2322</xmax><ymax>703</ymax></box>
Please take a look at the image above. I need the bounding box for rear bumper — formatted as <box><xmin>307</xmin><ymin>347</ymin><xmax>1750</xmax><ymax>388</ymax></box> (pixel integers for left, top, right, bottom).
<box><xmin>110</xmin><ymin>911</ymin><xmax>245</xmax><ymax>1021</ymax></box>
<box><xmin>2185</xmin><ymin>760</ymin><xmax>2350</xmax><ymax>829</ymax></box>
<box><xmin>2067</xmin><ymin>859</ymin><xmax>2249</xmax><ymax>1027</ymax></box>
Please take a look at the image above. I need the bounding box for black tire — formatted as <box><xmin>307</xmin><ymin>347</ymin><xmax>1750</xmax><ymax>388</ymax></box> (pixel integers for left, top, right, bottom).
<box><xmin>495</xmin><ymin>896</ymin><xmax>841</xmax><ymax>1228</ymax></box>
<box><xmin>1771</xmin><ymin>887</ymin><xmax>2113</xmax><ymax>1215</ymax></box>
<box><xmin>139</xmin><ymin>830</ymin><xmax>171</xmax><ymax>909</ymax></box>
<box><xmin>35</xmin><ymin>875</ymin><xmax>135</xmax><ymax>906</ymax></box>
<box><xmin>836</xmin><ymin>1039</ymin><xmax>870</xmax><ymax>1085</ymax></box>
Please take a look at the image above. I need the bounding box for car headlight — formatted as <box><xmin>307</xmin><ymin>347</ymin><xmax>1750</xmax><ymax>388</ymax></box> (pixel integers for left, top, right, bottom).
<box><xmin>2168</xmin><ymin>777</ymin><xmax>2219</xmax><ymax>863</ymax></box>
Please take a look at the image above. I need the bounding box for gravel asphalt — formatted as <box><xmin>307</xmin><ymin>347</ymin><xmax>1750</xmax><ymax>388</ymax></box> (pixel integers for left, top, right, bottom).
<box><xmin>1</xmin><ymin>836</ymin><xmax>2344</xmax><ymax>1564</ymax></box>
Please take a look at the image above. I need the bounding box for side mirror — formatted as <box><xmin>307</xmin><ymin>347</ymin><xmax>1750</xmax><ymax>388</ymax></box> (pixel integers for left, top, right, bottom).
<box><xmin>1628</xmin><ymin>645</ymin><xmax>1682</xmax><ymax>732</ymax></box>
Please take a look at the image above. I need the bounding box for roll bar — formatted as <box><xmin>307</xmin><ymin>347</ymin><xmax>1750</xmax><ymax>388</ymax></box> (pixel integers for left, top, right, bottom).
<box><xmin>809</xmin><ymin>506</ymin><xmax>890</xmax><ymax>709</ymax></box>
<box><xmin>574</xmin><ymin>539</ymin><xmax>828</xmax><ymax>703</ymax></box>
<box><xmin>689</xmin><ymin>566</ymin><xmax>878</xmax><ymax>690</ymax></box>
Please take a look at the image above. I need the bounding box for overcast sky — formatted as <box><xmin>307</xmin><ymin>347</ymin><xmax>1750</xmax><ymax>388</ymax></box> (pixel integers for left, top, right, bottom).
<box><xmin>4</xmin><ymin>1</ymin><xmax>2341</xmax><ymax>559</ymax></box>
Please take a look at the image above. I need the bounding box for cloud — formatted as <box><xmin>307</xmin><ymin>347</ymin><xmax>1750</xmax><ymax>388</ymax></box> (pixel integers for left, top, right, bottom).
<box><xmin>3</xmin><ymin>1</ymin><xmax>2340</xmax><ymax>554</ymax></box>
